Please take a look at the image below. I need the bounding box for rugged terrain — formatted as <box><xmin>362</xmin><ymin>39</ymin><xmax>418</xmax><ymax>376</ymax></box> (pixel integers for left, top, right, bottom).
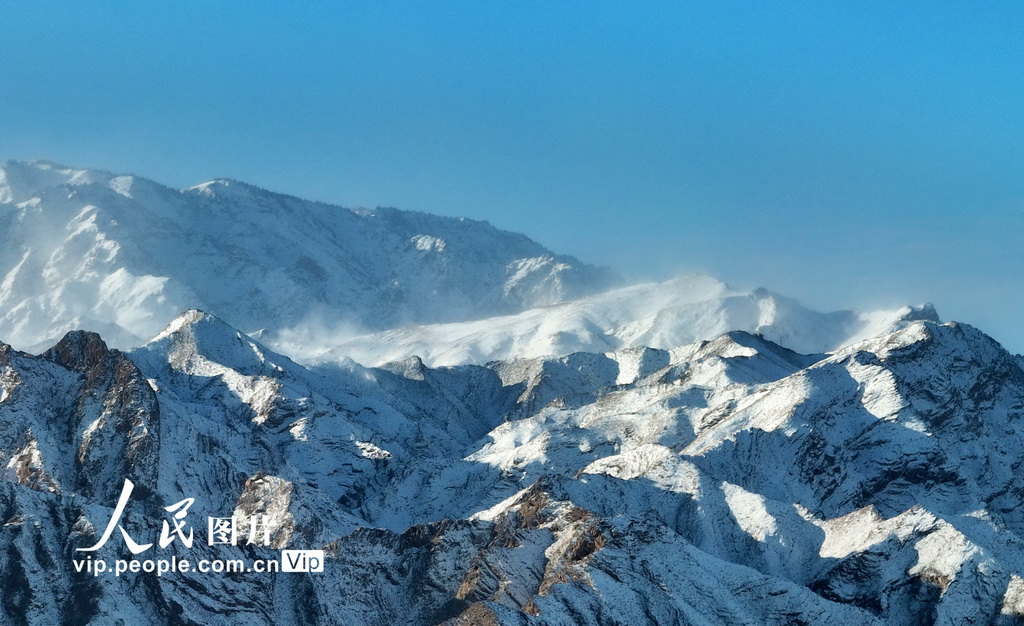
<box><xmin>3</xmin><ymin>310</ymin><xmax>1024</xmax><ymax>624</ymax></box>
<box><xmin>1</xmin><ymin>160</ymin><xmax>1019</xmax><ymax>625</ymax></box>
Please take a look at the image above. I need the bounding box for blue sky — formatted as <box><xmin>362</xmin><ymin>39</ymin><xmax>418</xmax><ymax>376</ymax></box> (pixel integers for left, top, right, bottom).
<box><xmin>2</xmin><ymin>2</ymin><xmax>1023</xmax><ymax>349</ymax></box>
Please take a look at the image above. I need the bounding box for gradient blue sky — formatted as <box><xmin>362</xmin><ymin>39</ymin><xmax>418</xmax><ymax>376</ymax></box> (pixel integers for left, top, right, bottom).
<box><xmin>2</xmin><ymin>2</ymin><xmax>1023</xmax><ymax>349</ymax></box>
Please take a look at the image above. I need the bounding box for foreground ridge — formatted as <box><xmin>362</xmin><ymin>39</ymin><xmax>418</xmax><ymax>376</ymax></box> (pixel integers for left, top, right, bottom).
<box><xmin>1</xmin><ymin>311</ymin><xmax>1022</xmax><ymax>624</ymax></box>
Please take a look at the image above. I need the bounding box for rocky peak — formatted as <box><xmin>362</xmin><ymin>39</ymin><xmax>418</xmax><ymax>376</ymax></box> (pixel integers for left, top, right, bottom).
<box><xmin>43</xmin><ymin>330</ymin><xmax>111</xmax><ymax>372</ymax></box>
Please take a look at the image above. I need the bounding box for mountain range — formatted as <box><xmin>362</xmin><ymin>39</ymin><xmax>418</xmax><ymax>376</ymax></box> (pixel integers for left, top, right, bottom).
<box><xmin>1</xmin><ymin>160</ymin><xmax>1019</xmax><ymax>625</ymax></box>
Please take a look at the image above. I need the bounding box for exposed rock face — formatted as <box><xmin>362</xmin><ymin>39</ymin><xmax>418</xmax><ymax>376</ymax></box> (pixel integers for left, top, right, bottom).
<box><xmin>1</xmin><ymin>330</ymin><xmax>159</xmax><ymax>505</ymax></box>
<box><xmin>234</xmin><ymin>473</ymin><xmax>294</xmax><ymax>550</ymax></box>
<box><xmin>2</xmin><ymin>313</ymin><xmax>1024</xmax><ymax>624</ymax></box>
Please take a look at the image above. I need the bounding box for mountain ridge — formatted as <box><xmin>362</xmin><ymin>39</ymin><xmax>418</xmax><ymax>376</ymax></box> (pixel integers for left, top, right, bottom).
<box><xmin>0</xmin><ymin>160</ymin><xmax>619</xmax><ymax>353</ymax></box>
<box><xmin>2</xmin><ymin>309</ymin><xmax>1023</xmax><ymax>623</ymax></box>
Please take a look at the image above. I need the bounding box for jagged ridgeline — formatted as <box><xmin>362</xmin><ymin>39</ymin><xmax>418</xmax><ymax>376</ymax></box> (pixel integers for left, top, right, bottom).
<box><xmin>3</xmin><ymin>309</ymin><xmax>1024</xmax><ymax>624</ymax></box>
<box><xmin>2</xmin><ymin>160</ymin><xmax>1023</xmax><ymax>625</ymax></box>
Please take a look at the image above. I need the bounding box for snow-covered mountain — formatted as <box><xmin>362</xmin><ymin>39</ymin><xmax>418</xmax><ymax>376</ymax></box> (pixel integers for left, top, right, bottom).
<box><xmin>283</xmin><ymin>273</ymin><xmax>939</xmax><ymax>367</ymax></box>
<box><xmin>0</xmin><ymin>160</ymin><xmax>618</xmax><ymax>352</ymax></box>
<box><xmin>3</xmin><ymin>311</ymin><xmax>1024</xmax><ymax>624</ymax></box>
<box><xmin>2</xmin><ymin>158</ymin><xmax>1018</xmax><ymax>625</ymax></box>
<box><xmin>2</xmin><ymin>160</ymin><xmax>942</xmax><ymax>369</ymax></box>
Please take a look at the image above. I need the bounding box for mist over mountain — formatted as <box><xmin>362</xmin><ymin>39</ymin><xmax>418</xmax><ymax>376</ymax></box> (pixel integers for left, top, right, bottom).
<box><xmin>1</xmin><ymin>159</ymin><xmax>1020</xmax><ymax>625</ymax></box>
<box><xmin>289</xmin><ymin>274</ymin><xmax>939</xmax><ymax>367</ymax></box>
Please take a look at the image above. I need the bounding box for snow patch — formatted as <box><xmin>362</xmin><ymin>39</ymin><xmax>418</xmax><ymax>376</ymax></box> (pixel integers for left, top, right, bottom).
<box><xmin>582</xmin><ymin>444</ymin><xmax>674</xmax><ymax>481</ymax></box>
<box><xmin>108</xmin><ymin>175</ymin><xmax>135</xmax><ymax>198</ymax></box>
<box><xmin>722</xmin><ymin>481</ymin><xmax>777</xmax><ymax>542</ymax></box>
<box><xmin>355</xmin><ymin>440</ymin><xmax>392</xmax><ymax>459</ymax></box>
<box><xmin>908</xmin><ymin>522</ymin><xmax>977</xmax><ymax>593</ymax></box>
<box><xmin>411</xmin><ymin>234</ymin><xmax>446</xmax><ymax>253</ymax></box>
<box><xmin>1002</xmin><ymin>575</ymin><xmax>1024</xmax><ymax>616</ymax></box>
<box><xmin>800</xmin><ymin>504</ymin><xmax>935</xmax><ymax>559</ymax></box>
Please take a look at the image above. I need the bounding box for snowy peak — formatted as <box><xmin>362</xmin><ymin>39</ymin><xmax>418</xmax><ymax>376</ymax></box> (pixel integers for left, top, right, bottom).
<box><xmin>183</xmin><ymin>178</ymin><xmax>276</xmax><ymax>204</ymax></box>
<box><xmin>141</xmin><ymin>309</ymin><xmax>295</xmax><ymax>377</ymax></box>
<box><xmin>0</xmin><ymin>160</ymin><xmax>157</xmax><ymax>206</ymax></box>
<box><xmin>0</xmin><ymin>158</ymin><xmax>936</xmax><ymax>373</ymax></box>
<box><xmin>686</xmin><ymin>319</ymin><xmax>1024</xmax><ymax>504</ymax></box>
<box><xmin>467</xmin><ymin>319</ymin><xmax>1024</xmax><ymax>622</ymax></box>
<box><xmin>896</xmin><ymin>301</ymin><xmax>939</xmax><ymax>323</ymax></box>
<box><xmin>0</xmin><ymin>160</ymin><xmax>619</xmax><ymax>353</ymax></box>
<box><xmin>4</xmin><ymin>158</ymin><xmax>1022</xmax><ymax>625</ymax></box>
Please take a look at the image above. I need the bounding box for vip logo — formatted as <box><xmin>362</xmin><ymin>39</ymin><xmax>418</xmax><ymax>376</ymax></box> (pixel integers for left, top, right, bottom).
<box><xmin>281</xmin><ymin>550</ymin><xmax>324</xmax><ymax>573</ymax></box>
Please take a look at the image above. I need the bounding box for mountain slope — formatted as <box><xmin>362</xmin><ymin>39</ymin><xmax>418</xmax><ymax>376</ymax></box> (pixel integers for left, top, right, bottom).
<box><xmin>0</xmin><ymin>160</ymin><xmax>618</xmax><ymax>352</ymax></box>
<box><xmin>3</xmin><ymin>311</ymin><xmax>1024</xmax><ymax>624</ymax></box>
